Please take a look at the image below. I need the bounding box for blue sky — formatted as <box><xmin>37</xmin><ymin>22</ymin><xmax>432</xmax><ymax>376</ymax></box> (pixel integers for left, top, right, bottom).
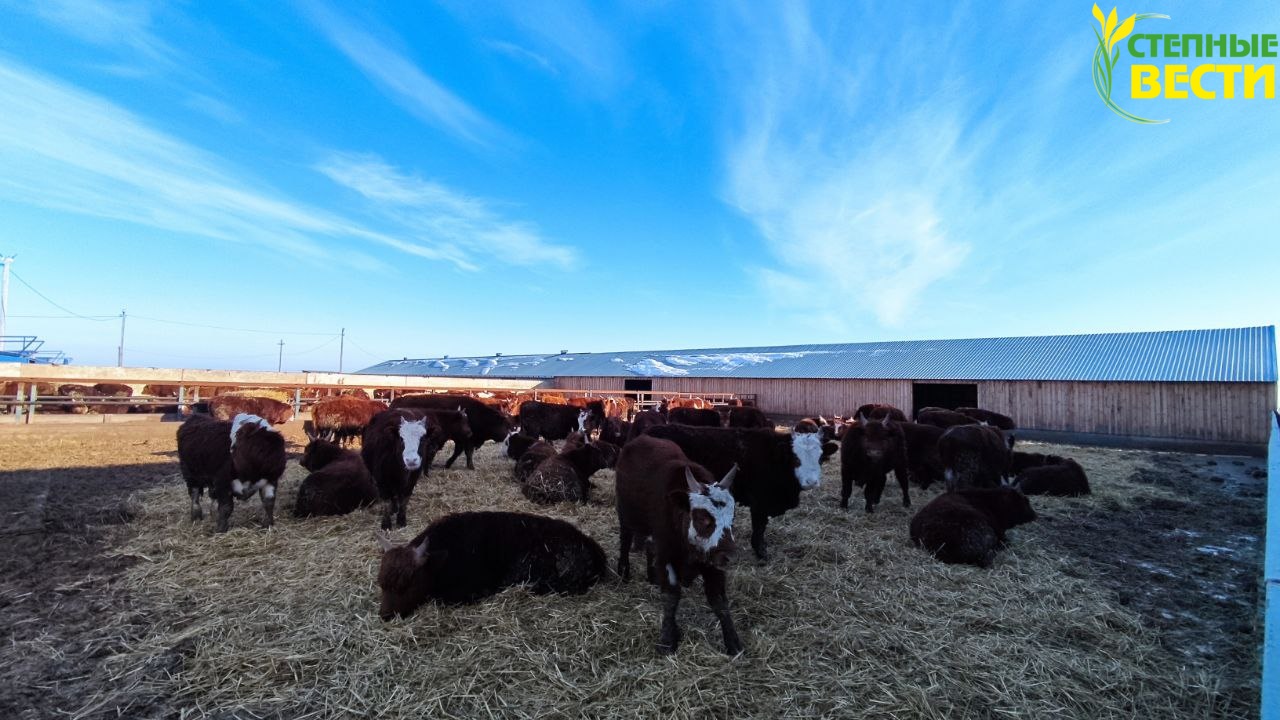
<box><xmin>0</xmin><ymin>0</ymin><xmax>1276</xmax><ymax>371</ymax></box>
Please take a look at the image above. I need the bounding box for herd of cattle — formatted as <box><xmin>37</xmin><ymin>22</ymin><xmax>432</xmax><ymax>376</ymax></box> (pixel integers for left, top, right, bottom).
<box><xmin>173</xmin><ymin>393</ymin><xmax>1091</xmax><ymax>655</ymax></box>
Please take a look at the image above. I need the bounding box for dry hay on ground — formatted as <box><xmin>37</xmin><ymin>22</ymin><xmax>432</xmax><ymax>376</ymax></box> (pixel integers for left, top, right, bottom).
<box><xmin>42</xmin><ymin>429</ymin><xmax>1264</xmax><ymax>718</ymax></box>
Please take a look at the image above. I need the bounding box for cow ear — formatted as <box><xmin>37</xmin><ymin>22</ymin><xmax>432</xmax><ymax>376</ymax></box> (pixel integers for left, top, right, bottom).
<box><xmin>716</xmin><ymin>463</ymin><xmax>738</xmax><ymax>491</ymax></box>
<box><xmin>410</xmin><ymin>537</ymin><xmax>430</xmax><ymax>567</ymax></box>
<box><xmin>374</xmin><ymin>531</ymin><xmax>395</xmax><ymax>553</ymax></box>
<box><xmin>684</xmin><ymin>467</ymin><xmax>703</xmax><ymax>494</ymax></box>
<box><xmin>856</xmin><ymin>412</ymin><xmax>867</xmax><ymax>424</ymax></box>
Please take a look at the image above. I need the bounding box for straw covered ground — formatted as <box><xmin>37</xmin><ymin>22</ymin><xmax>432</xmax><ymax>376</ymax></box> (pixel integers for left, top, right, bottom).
<box><xmin>0</xmin><ymin>421</ymin><xmax>1266</xmax><ymax>719</ymax></box>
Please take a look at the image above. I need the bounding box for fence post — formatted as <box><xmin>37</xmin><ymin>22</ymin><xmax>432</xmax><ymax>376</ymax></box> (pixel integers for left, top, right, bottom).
<box><xmin>13</xmin><ymin>382</ymin><xmax>24</xmax><ymax>424</ymax></box>
<box><xmin>26</xmin><ymin>384</ymin><xmax>36</xmax><ymax>424</ymax></box>
<box><xmin>178</xmin><ymin>385</ymin><xmax>186</xmax><ymax>414</ymax></box>
<box><xmin>293</xmin><ymin>388</ymin><xmax>301</xmax><ymax>419</ymax></box>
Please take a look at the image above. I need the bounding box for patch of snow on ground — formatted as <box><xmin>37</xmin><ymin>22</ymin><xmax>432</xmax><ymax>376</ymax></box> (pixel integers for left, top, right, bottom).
<box><xmin>1195</xmin><ymin>545</ymin><xmax>1236</xmax><ymax>557</ymax></box>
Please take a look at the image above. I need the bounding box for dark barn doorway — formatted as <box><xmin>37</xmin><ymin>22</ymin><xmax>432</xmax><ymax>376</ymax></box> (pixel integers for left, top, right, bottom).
<box><xmin>623</xmin><ymin>378</ymin><xmax>653</xmax><ymax>403</ymax></box>
<box><xmin>912</xmin><ymin>383</ymin><xmax>977</xmax><ymax>417</ymax></box>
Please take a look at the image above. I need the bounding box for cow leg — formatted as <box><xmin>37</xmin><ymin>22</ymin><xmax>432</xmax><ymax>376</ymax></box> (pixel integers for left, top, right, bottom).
<box><xmin>380</xmin><ymin>499</ymin><xmax>395</xmax><ymax>531</ymax></box>
<box><xmin>617</xmin><ymin>526</ymin><xmax>632</xmax><ymax>581</ymax></box>
<box><xmin>214</xmin><ymin>498</ymin><xmax>233</xmax><ymax>533</ymax></box>
<box><xmin>750</xmin><ymin>507</ymin><xmax>769</xmax><ymax>561</ymax></box>
<box><xmin>896</xmin><ymin>467</ymin><xmax>912</xmax><ymax>508</ymax></box>
<box><xmin>657</xmin><ymin>587</ymin><xmax>683</xmax><ymax>655</ymax></box>
<box><xmin>189</xmin><ymin>486</ymin><xmax>203</xmax><ymax>521</ymax></box>
<box><xmin>464</xmin><ymin>442</ymin><xmax>475</xmax><ymax>470</ymax></box>
<box><xmin>840</xmin><ymin>472</ymin><xmax>853</xmax><ymax>509</ymax></box>
<box><xmin>259</xmin><ymin>483</ymin><xmax>276</xmax><ymax>529</ymax></box>
<box><xmin>444</xmin><ymin>441</ymin><xmax>464</xmax><ymax>468</ymax></box>
<box><xmin>395</xmin><ymin>494</ymin><xmax>408</xmax><ymax>528</ymax></box>
<box><xmin>703</xmin><ymin>568</ymin><xmax>744</xmax><ymax>655</ymax></box>
<box><xmin>864</xmin><ymin>474</ymin><xmax>885</xmax><ymax>513</ymax></box>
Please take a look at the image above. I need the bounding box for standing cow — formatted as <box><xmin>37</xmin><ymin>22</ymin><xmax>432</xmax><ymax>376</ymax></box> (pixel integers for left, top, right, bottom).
<box><xmin>616</xmin><ymin>436</ymin><xmax>743</xmax><ymax>655</ymax></box>
<box><xmin>839</xmin><ymin>415</ymin><xmax>911</xmax><ymax>513</ymax></box>
<box><xmin>176</xmin><ymin>413</ymin><xmax>287</xmax><ymax>532</ymax></box>
<box><xmin>668</xmin><ymin>407</ymin><xmax>722</xmax><ymax>427</ymax></box>
<box><xmin>643</xmin><ymin>425</ymin><xmax>823</xmax><ymax>561</ymax></box>
<box><xmin>518</xmin><ymin>400</ymin><xmax>593</xmax><ymax>441</ymax></box>
<box><xmin>390</xmin><ymin>395</ymin><xmax>513</xmax><ymax>469</ymax></box>
<box><xmin>938</xmin><ymin>424</ymin><xmax>1014</xmax><ymax>491</ymax></box>
<box><xmin>362</xmin><ymin>409</ymin><xmax>439</xmax><ymax>530</ymax></box>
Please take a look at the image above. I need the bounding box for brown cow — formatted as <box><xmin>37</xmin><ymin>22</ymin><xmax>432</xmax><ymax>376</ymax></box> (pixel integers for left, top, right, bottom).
<box><xmin>93</xmin><ymin>383</ymin><xmax>133</xmax><ymax>414</ymax></box>
<box><xmin>910</xmin><ymin>486</ymin><xmax>1037</xmax><ymax>567</ymax></box>
<box><xmin>209</xmin><ymin>395</ymin><xmax>294</xmax><ymax>425</ymax></box>
<box><xmin>915</xmin><ymin>407</ymin><xmax>978</xmax><ymax>429</ymax></box>
<box><xmin>1014</xmin><ymin>459</ymin><xmax>1090</xmax><ymax>496</ymax></box>
<box><xmin>616</xmin><ymin>436</ymin><xmax>743</xmax><ymax>655</ymax></box>
<box><xmin>938</xmin><ymin>424</ymin><xmax>1014</xmax><ymax>491</ymax></box>
<box><xmin>311</xmin><ymin>396</ymin><xmax>385</xmax><ymax>446</ymax></box>
<box><xmin>839</xmin><ymin>414</ymin><xmax>911</xmax><ymax>513</ymax></box>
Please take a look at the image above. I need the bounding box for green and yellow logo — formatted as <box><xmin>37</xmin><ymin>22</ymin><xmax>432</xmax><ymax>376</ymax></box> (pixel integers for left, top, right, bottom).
<box><xmin>1090</xmin><ymin>4</ymin><xmax>1277</xmax><ymax>124</ymax></box>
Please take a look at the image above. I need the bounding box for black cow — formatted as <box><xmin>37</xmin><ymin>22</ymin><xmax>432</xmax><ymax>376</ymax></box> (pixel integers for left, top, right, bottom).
<box><xmin>518</xmin><ymin>400</ymin><xmax>593</xmax><ymax>442</ymax></box>
<box><xmin>295</xmin><ymin>437</ymin><xmax>378</xmax><ymax>517</ymax></box>
<box><xmin>899</xmin><ymin>421</ymin><xmax>946</xmax><ymax>488</ymax></box>
<box><xmin>956</xmin><ymin>407</ymin><xmax>1016</xmax><ymax>431</ymax></box>
<box><xmin>726</xmin><ymin>406</ymin><xmax>771</xmax><ymax>429</ymax></box>
<box><xmin>643</xmin><ymin>424</ymin><xmax>823</xmax><ymax>560</ymax></box>
<box><xmin>938</xmin><ymin>424</ymin><xmax>1014</xmax><ymax>491</ymax></box>
<box><xmin>1015</xmin><ymin>458</ymin><xmax>1090</xmax><ymax>496</ymax></box>
<box><xmin>626</xmin><ymin>411</ymin><xmax>667</xmax><ymax>444</ymax></box>
<box><xmin>376</xmin><ymin>511</ymin><xmax>606</xmax><ymax>619</ymax></box>
<box><xmin>839</xmin><ymin>415</ymin><xmax>910</xmax><ymax>513</ymax></box>
<box><xmin>176</xmin><ymin>413</ymin><xmax>286</xmax><ymax>532</ymax></box>
<box><xmin>910</xmin><ymin>487</ymin><xmax>1037</xmax><ymax>567</ymax></box>
<box><xmin>390</xmin><ymin>395</ymin><xmax>513</xmax><ymax>469</ymax></box>
<box><xmin>362</xmin><ymin>409</ymin><xmax>441</xmax><ymax>530</ymax></box>
<box><xmin>669</xmin><ymin>407</ymin><xmax>722</xmax><ymax>427</ymax></box>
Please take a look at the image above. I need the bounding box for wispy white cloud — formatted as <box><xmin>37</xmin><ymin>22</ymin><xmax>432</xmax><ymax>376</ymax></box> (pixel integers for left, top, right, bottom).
<box><xmin>485</xmin><ymin>40</ymin><xmax>558</xmax><ymax>75</ymax></box>
<box><xmin>720</xmin><ymin>4</ymin><xmax>973</xmax><ymax>327</ymax></box>
<box><xmin>183</xmin><ymin>93</ymin><xmax>243</xmax><ymax>124</ymax></box>
<box><xmin>316</xmin><ymin>153</ymin><xmax>578</xmax><ymax>271</ymax></box>
<box><xmin>302</xmin><ymin>1</ymin><xmax>511</xmax><ymax>149</ymax></box>
<box><xmin>0</xmin><ymin>58</ymin><xmax>464</xmax><ymax>270</ymax></box>
<box><xmin>24</xmin><ymin>0</ymin><xmax>177</xmax><ymax>68</ymax></box>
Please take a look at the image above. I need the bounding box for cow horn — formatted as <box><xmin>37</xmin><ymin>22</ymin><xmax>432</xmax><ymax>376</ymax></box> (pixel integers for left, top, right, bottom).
<box><xmin>856</xmin><ymin>412</ymin><xmax>867</xmax><ymax>424</ymax></box>
<box><xmin>717</xmin><ymin>463</ymin><xmax>739</xmax><ymax>490</ymax></box>
<box><xmin>374</xmin><ymin>531</ymin><xmax>395</xmax><ymax>553</ymax></box>
<box><xmin>684</xmin><ymin>467</ymin><xmax>703</xmax><ymax>493</ymax></box>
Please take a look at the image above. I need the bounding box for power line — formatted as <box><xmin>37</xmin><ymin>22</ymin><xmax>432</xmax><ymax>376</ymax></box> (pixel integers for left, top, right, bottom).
<box><xmin>344</xmin><ymin>336</ymin><xmax>388</xmax><ymax>360</ymax></box>
<box><xmin>10</xmin><ymin>271</ymin><xmax>113</xmax><ymax>321</ymax></box>
<box><xmin>128</xmin><ymin>313</ymin><xmax>340</xmax><ymax>337</ymax></box>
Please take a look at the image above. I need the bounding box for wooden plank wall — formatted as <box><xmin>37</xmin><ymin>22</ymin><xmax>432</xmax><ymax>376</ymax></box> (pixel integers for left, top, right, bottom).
<box><xmin>554</xmin><ymin>376</ymin><xmax>1275</xmax><ymax>443</ymax></box>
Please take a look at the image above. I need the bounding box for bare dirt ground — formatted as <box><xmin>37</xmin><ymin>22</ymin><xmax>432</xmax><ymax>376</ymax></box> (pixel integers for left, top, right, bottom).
<box><xmin>0</xmin><ymin>422</ymin><xmax>1266</xmax><ymax>719</ymax></box>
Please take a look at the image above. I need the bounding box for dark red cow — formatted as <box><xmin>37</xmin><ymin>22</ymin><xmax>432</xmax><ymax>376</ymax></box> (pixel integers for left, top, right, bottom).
<box><xmin>176</xmin><ymin>413</ymin><xmax>287</xmax><ymax>532</ymax></box>
<box><xmin>376</xmin><ymin>511</ymin><xmax>606</xmax><ymax>619</ymax></box>
<box><xmin>616</xmin><ymin>436</ymin><xmax>743</xmax><ymax>655</ymax></box>
<box><xmin>938</xmin><ymin>424</ymin><xmax>1014</xmax><ymax>491</ymax></box>
<box><xmin>362</xmin><ymin>409</ymin><xmax>441</xmax><ymax>530</ymax></box>
<box><xmin>910</xmin><ymin>487</ymin><xmax>1037</xmax><ymax>567</ymax></box>
<box><xmin>839</xmin><ymin>415</ymin><xmax>910</xmax><ymax>513</ymax></box>
<box><xmin>390</xmin><ymin>395</ymin><xmax>513</xmax><ymax>469</ymax></box>
<box><xmin>295</xmin><ymin>436</ymin><xmax>378</xmax><ymax>516</ymax></box>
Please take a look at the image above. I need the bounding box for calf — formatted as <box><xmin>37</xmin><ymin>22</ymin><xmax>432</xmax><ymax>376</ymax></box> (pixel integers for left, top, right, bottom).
<box><xmin>909</xmin><ymin>487</ymin><xmax>1037</xmax><ymax>567</ymax></box>
<box><xmin>376</xmin><ymin>511</ymin><xmax>606</xmax><ymax>619</ymax></box>
<box><xmin>626</xmin><ymin>411</ymin><xmax>667</xmax><ymax>443</ymax></box>
<box><xmin>514</xmin><ymin>440</ymin><xmax>557</xmax><ymax>483</ymax></box>
<box><xmin>726</xmin><ymin>406</ymin><xmax>771</xmax><ymax>429</ymax></box>
<box><xmin>956</xmin><ymin>407</ymin><xmax>1016</xmax><ymax>431</ymax></box>
<box><xmin>1015</xmin><ymin>459</ymin><xmax>1090</xmax><ymax>496</ymax></box>
<box><xmin>518</xmin><ymin>400</ymin><xmax>593</xmax><ymax>441</ymax></box>
<box><xmin>362</xmin><ymin>409</ymin><xmax>439</xmax><ymax>530</ymax></box>
<box><xmin>522</xmin><ymin>443</ymin><xmax>611</xmax><ymax>505</ymax></box>
<box><xmin>417</xmin><ymin>409</ymin><xmax>472</xmax><ymax>467</ymax></box>
<box><xmin>616</xmin><ymin>436</ymin><xmax>743</xmax><ymax>655</ymax></box>
<box><xmin>176</xmin><ymin>413</ymin><xmax>286</xmax><ymax>532</ymax></box>
<box><xmin>668</xmin><ymin>407</ymin><xmax>722</xmax><ymax>427</ymax></box>
<box><xmin>644</xmin><ymin>424</ymin><xmax>823</xmax><ymax>560</ymax></box>
<box><xmin>390</xmin><ymin>395</ymin><xmax>513</xmax><ymax>469</ymax></box>
<box><xmin>295</xmin><ymin>437</ymin><xmax>378</xmax><ymax>516</ymax></box>
<box><xmin>311</xmin><ymin>396</ymin><xmax>385</xmax><ymax>446</ymax></box>
<box><xmin>599</xmin><ymin>417</ymin><xmax>631</xmax><ymax>447</ymax></box>
<box><xmin>854</xmin><ymin>403</ymin><xmax>907</xmax><ymax>422</ymax></box>
<box><xmin>899</xmin><ymin>421</ymin><xmax>945</xmax><ymax>488</ymax></box>
<box><xmin>938</xmin><ymin>424</ymin><xmax>1014</xmax><ymax>491</ymax></box>
<box><xmin>1009</xmin><ymin>451</ymin><xmax>1068</xmax><ymax>475</ymax></box>
<box><xmin>839</xmin><ymin>415</ymin><xmax>911</xmax><ymax>513</ymax></box>
<box><xmin>915</xmin><ymin>407</ymin><xmax>978</xmax><ymax>429</ymax></box>
<box><xmin>503</xmin><ymin>430</ymin><xmax>540</xmax><ymax>460</ymax></box>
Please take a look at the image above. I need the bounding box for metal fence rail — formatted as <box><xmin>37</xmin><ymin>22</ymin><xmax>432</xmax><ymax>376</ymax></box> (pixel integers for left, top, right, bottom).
<box><xmin>1263</xmin><ymin>410</ymin><xmax>1279</xmax><ymax>720</ymax></box>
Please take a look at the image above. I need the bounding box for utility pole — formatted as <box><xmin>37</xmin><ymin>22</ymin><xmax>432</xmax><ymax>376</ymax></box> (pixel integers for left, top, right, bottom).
<box><xmin>117</xmin><ymin>309</ymin><xmax>126</xmax><ymax>367</ymax></box>
<box><xmin>277</xmin><ymin>339</ymin><xmax>284</xmax><ymax>372</ymax></box>
<box><xmin>339</xmin><ymin>328</ymin><xmax>345</xmax><ymax>373</ymax></box>
<box><xmin>0</xmin><ymin>255</ymin><xmax>14</xmax><ymax>350</ymax></box>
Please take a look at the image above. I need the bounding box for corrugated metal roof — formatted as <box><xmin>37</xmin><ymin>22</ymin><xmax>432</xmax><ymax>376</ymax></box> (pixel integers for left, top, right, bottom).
<box><xmin>356</xmin><ymin>326</ymin><xmax>1277</xmax><ymax>383</ymax></box>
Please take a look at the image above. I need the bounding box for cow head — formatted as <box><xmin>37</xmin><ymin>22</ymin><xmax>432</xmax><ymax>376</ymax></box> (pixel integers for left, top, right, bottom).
<box><xmin>396</xmin><ymin>416</ymin><xmax>430</xmax><ymax>471</ymax></box>
<box><xmin>577</xmin><ymin>409</ymin><xmax>589</xmax><ymax>433</ymax></box>
<box><xmin>672</xmin><ymin>465</ymin><xmax>738</xmax><ymax>568</ymax></box>
<box><xmin>501</xmin><ymin>426</ymin><xmax>522</xmax><ymax>452</ymax></box>
<box><xmin>454</xmin><ymin>407</ymin><xmax>474</xmax><ymax>439</ymax></box>
<box><xmin>300</xmin><ymin>437</ymin><xmax>343</xmax><ymax>472</ymax></box>
<box><xmin>993</xmin><ymin>486</ymin><xmax>1037</xmax><ymax>528</ymax></box>
<box><xmin>790</xmin><ymin>430</ymin><xmax>824</xmax><ymax>489</ymax></box>
<box><xmin>852</xmin><ymin>413</ymin><xmax>898</xmax><ymax>464</ymax></box>
<box><xmin>375</xmin><ymin>531</ymin><xmax>439</xmax><ymax>620</ymax></box>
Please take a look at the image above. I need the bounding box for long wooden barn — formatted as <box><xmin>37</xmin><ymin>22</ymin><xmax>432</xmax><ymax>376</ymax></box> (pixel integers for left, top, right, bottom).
<box><xmin>358</xmin><ymin>326</ymin><xmax>1278</xmax><ymax>445</ymax></box>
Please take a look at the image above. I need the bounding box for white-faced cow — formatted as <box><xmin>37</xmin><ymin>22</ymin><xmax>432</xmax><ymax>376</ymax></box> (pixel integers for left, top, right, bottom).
<box><xmin>362</xmin><ymin>409</ymin><xmax>440</xmax><ymax>530</ymax></box>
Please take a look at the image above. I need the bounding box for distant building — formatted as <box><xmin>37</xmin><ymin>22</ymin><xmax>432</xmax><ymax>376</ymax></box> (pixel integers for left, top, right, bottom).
<box><xmin>358</xmin><ymin>326</ymin><xmax>1278</xmax><ymax>445</ymax></box>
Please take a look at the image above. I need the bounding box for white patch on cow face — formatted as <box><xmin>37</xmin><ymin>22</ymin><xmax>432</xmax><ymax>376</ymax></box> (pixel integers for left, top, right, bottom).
<box><xmin>577</xmin><ymin>409</ymin><xmax>588</xmax><ymax>432</ymax></box>
<box><xmin>229</xmin><ymin>413</ymin><xmax>273</xmax><ymax>448</ymax></box>
<box><xmin>687</xmin><ymin>484</ymin><xmax>735</xmax><ymax>553</ymax></box>
<box><xmin>398</xmin><ymin>417</ymin><xmax>428</xmax><ymax>471</ymax></box>
<box><xmin>791</xmin><ymin>432</ymin><xmax>823</xmax><ymax>489</ymax></box>
<box><xmin>666</xmin><ymin>563</ymin><xmax>678</xmax><ymax>587</ymax></box>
